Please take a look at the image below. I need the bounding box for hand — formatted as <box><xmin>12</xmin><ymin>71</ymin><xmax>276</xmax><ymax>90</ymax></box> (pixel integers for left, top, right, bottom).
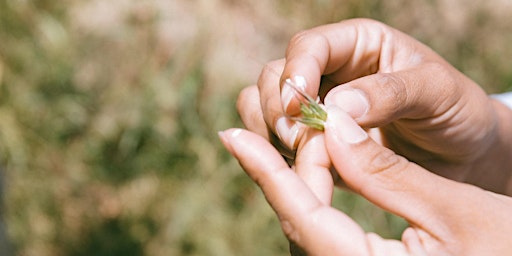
<box><xmin>238</xmin><ymin>18</ymin><xmax>512</xmax><ymax>195</ymax></box>
<box><xmin>219</xmin><ymin>106</ymin><xmax>512</xmax><ymax>255</ymax></box>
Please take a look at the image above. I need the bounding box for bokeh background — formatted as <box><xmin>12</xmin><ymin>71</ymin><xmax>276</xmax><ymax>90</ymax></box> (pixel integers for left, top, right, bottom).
<box><xmin>1</xmin><ymin>0</ymin><xmax>512</xmax><ymax>255</ymax></box>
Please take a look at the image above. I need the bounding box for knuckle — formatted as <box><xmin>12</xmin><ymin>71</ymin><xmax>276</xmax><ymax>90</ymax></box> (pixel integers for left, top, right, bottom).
<box><xmin>289</xmin><ymin>33</ymin><xmax>328</xmax><ymax>76</ymax></box>
<box><xmin>279</xmin><ymin>217</ymin><xmax>300</xmax><ymax>243</ymax></box>
<box><xmin>258</xmin><ymin>60</ymin><xmax>284</xmax><ymax>87</ymax></box>
<box><xmin>287</xmin><ymin>29</ymin><xmax>329</xmax><ymax>56</ymax></box>
<box><xmin>288</xmin><ymin>29</ymin><xmax>310</xmax><ymax>48</ymax></box>
<box><xmin>374</xmin><ymin>73</ymin><xmax>409</xmax><ymax>116</ymax></box>
<box><xmin>365</xmin><ymin>147</ymin><xmax>409</xmax><ymax>179</ymax></box>
<box><xmin>426</xmin><ymin>62</ymin><xmax>459</xmax><ymax>91</ymax></box>
<box><xmin>236</xmin><ymin>86</ymin><xmax>257</xmax><ymax>113</ymax></box>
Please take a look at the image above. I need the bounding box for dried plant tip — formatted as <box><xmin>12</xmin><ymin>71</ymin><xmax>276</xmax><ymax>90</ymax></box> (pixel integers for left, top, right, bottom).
<box><xmin>284</xmin><ymin>78</ymin><xmax>327</xmax><ymax>131</ymax></box>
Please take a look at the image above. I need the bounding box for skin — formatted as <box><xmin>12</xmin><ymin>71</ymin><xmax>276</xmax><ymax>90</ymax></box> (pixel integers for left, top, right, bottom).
<box><xmin>222</xmin><ymin>19</ymin><xmax>512</xmax><ymax>254</ymax></box>
<box><xmin>219</xmin><ymin>113</ymin><xmax>512</xmax><ymax>254</ymax></box>
<box><xmin>238</xmin><ymin>18</ymin><xmax>512</xmax><ymax>195</ymax></box>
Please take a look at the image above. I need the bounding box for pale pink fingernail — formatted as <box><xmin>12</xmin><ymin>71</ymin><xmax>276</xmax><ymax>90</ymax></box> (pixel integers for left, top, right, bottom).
<box><xmin>231</xmin><ymin>129</ymin><xmax>242</xmax><ymax>138</ymax></box>
<box><xmin>325</xmin><ymin>105</ymin><xmax>367</xmax><ymax>144</ymax></box>
<box><xmin>218</xmin><ymin>130</ymin><xmax>234</xmax><ymax>155</ymax></box>
<box><xmin>292</xmin><ymin>75</ymin><xmax>307</xmax><ymax>90</ymax></box>
<box><xmin>325</xmin><ymin>88</ymin><xmax>369</xmax><ymax>119</ymax></box>
<box><xmin>275</xmin><ymin>117</ymin><xmax>299</xmax><ymax>149</ymax></box>
<box><xmin>281</xmin><ymin>84</ymin><xmax>294</xmax><ymax>112</ymax></box>
<box><xmin>281</xmin><ymin>75</ymin><xmax>307</xmax><ymax>112</ymax></box>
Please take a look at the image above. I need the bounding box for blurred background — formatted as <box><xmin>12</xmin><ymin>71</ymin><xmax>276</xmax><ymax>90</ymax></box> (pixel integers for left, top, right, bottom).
<box><xmin>1</xmin><ymin>0</ymin><xmax>512</xmax><ymax>255</ymax></box>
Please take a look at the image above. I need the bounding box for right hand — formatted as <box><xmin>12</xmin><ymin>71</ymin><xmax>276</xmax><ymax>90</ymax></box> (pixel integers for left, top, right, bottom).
<box><xmin>237</xmin><ymin>18</ymin><xmax>512</xmax><ymax>195</ymax></box>
<box><xmin>219</xmin><ymin>105</ymin><xmax>512</xmax><ymax>255</ymax></box>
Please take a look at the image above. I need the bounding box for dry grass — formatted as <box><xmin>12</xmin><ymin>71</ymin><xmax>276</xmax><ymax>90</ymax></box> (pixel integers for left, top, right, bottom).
<box><xmin>0</xmin><ymin>0</ymin><xmax>511</xmax><ymax>255</ymax></box>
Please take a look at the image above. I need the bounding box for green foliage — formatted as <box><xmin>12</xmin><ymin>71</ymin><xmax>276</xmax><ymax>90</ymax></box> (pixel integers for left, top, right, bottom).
<box><xmin>0</xmin><ymin>0</ymin><xmax>511</xmax><ymax>255</ymax></box>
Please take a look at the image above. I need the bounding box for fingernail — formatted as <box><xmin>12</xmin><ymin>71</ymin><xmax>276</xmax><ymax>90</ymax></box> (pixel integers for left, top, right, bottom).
<box><xmin>218</xmin><ymin>129</ymin><xmax>242</xmax><ymax>155</ymax></box>
<box><xmin>231</xmin><ymin>128</ymin><xmax>242</xmax><ymax>138</ymax></box>
<box><xmin>325</xmin><ymin>88</ymin><xmax>369</xmax><ymax>119</ymax></box>
<box><xmin>325</xmin><ymin>105</ymin><xmax>367</xmax><ymax>144</ymax></box>
<box><xmin>281</xmin><ymin>75</ymin><xmax>307</xmax><ymax>112</ymax></box>
<box><xmin>218</xmin><ymin>130</ymin><xmax>233</xmax><ymax>154</ymax></box>
<box><xmin>275</xmin><ymin>117</ymin><xmax>299</xmax><ymax>149</ymax></box>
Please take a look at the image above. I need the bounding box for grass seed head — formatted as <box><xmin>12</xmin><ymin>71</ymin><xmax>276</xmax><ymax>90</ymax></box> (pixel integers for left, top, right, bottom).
<box><xmin>284</xmin><ymin>78</ymin><xmax>327</xmax><ymax>131</ymax></box>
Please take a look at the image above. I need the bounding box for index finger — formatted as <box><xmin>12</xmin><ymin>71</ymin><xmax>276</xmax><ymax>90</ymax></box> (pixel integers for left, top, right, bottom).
<box><xmin>218</xmin><ymin>128</ymin><xmax>370</xmax><ymax>254</ymax></box>
<box><xmin>280</xmin><ymin>18</ymin><xmax>390</xmax><ymax>115</ymax></box>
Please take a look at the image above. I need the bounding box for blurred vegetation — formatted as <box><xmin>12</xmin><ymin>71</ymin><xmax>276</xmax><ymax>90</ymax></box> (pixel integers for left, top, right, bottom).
<box><xmin>0</xmin><ymin>0</ymin><xmax>511</xmax><ymax>255</ymax></box>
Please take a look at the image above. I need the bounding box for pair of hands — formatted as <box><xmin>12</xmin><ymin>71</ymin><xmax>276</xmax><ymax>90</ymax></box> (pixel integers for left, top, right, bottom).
<box><xmin>219</xmin><ymin>19</ymin><xmax>512</xmax><ymax>255</ymax></box>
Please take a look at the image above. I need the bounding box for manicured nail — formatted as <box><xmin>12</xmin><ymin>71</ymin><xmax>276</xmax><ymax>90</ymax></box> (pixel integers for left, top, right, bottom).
<box><xmin>231</xmin><ymin>128</ymin><xmax>242</xmax><ymax>138</ymax></box>
<box><xmin>218</xmin><ymin>130</ymin><xmax>234</xmax><ymax>154</ymax></box>
<box><xmin>325</xmin><ymin>105</ymin><xmax>367</xmax><ymax>144</ymax></box>
<box><xmin>275</xmin><ymin>117</ymin><xmax>299</xmax><ymax>149</ymax></box>
<box><xmin>281</xmin><ymin>75</ymin><xmax>307</xmax><ymax>112</ymax></box>
<box><xmin>292</xmin><ymin>75</ymin><xmax>307</xmax><ymax>90</ymax></box>
<box><xmin>218</xmin><ymin>129</ymin><xmax>243</xmax><ymax>155</ymax></box>
<box><xmin>325</xmin><ymin>88</ymin><xmax>369</xmax><ymax>119</ymax></box>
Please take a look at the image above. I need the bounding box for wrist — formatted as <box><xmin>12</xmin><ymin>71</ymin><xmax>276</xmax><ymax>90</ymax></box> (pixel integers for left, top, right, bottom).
<box><xmin>494</xmin><ymin>99</ymin><xmax>512</xmax><ymax>196</ymax></box>
<box><xmin>465</xmin><ymin>98</ymin><xmax>512</xmax><ymax>195</ymax></box>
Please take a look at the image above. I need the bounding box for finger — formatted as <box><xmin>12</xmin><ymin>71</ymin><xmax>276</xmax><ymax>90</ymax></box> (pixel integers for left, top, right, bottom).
<box><xmin>280</xmin><ymin>18</ymin><xmax>407</xmax><ymax>115</ymax></box>
<box><xmin>294</xmin><ymin>130</ymin><xmax>333</xmax><ymax>205</ymax></box>
<box><xmin>237</xmin><ymin>85</ymin><xmax>269</xmax><ymax>139</ymax></box>
<box><xmin>323</xmin><ymin>63</ymin><xmax>488</xmax><ymax>128</ymax></box>
<box><xmin>237</xmin><ymin>84</ymin><xmax>334</xmax><ymax>202</ymax></box>
<box><xmin>258</xmin><ymin>59</ymin><xmax>285</xmax><ymax>128</ymax></box>
<box><xmin>218</xmin><ymin>129</ymin><xmax>327</xmax><ymax>216</ymax></box>
<box><xmin>256</xmin><ymin>59</ymin><xmax>302</xmax><ymax>150</ymax></box>
<box><xmin>238</xmin><ymin>84</ymin><xmax>334</xmax><ymax>203</ymax></box>
<box><xmin>237</xmin><ymin>85</ymin><xmax>297</xmax><ymax>161</ymax></box>
<box><xmin>235</xmin><ymin>84</ymin><xmax>346</xmax><ymax>199</ymax></box>
<box><xmin>218</xmin><ymin>128</ymin><xmax>370</xmax><ymax>255</ymax></box>
<box><xmin>323</xmin><ymin>106</ymin><xmax>479</xmax><ymax>235</ymax></box>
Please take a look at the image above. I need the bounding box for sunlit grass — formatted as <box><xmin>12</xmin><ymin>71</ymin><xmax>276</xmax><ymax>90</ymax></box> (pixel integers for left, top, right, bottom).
<box><xmin>284</xmin><ymin>77</ymin><xmax>327</xmax><ymax>130</ymax></box>
<box><xmin>0</xmin><ymin>0</ymin><xmax>512</xmax><ymax>255</ymax></box>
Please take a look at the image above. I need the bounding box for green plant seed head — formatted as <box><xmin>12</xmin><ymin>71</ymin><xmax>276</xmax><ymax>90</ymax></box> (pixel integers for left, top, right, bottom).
<box><xmin>284</xmin><ymin>78</ymin><xmax>327</xmax><ymax>131</ymax></box>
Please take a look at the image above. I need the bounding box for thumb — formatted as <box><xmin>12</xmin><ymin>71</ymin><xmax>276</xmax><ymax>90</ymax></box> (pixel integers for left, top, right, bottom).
<box><xmin>323</xmin><ymin>105</ymin><xmax>473</xmax><ymax>230</ymax></box>
<box><xmin>323</xmin><ymin>65</ymin><xmax>472</xmax><ymax>127</ymax></box>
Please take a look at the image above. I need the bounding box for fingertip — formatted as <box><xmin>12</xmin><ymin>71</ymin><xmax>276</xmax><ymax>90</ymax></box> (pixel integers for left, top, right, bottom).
<box><xmin>402</xmin><ymin>227</ymin><xmax>428</xmax><ymax>256</ymax></box>
<box><xmin>275</xmin><ymin>117</ymin><xmax>300</xmax><ymax>150</ymax></box>
<box><xmin>324</xmin><ymin>87</ymin><xmax>369</xmax><ymax>120</ymax></box>
<box><xmin>218</xmin><ymin>128</ymin><xmax>244</xmax><ymax>156</ymax></box>
<box><xmin>217</xmin><ymin>130</ymin><xmax>232</xmax><ymax>154</ymax></box>
<box><xmin>281</xmin><ymin>75</ymin><xmax>319</xmax><ymax>116</ymax></box>
<box><xmin>325</xmin><ymin>105</ymin><xmax>368</xmax><ymax>145</ymax></box>
<box><xmin>231</xmin><ymin>128</ymin><xmax>243</xmax><ymax>138</ymax></box>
